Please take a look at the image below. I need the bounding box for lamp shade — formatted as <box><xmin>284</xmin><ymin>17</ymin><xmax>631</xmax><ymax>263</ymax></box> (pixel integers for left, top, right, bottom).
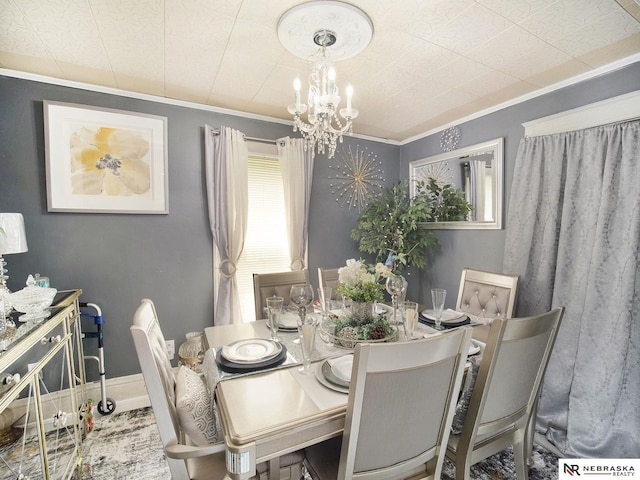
<box><xmin>0</xmin><ymin>213</ymin><xmax>28</xmax><ymax>255</ymax></box>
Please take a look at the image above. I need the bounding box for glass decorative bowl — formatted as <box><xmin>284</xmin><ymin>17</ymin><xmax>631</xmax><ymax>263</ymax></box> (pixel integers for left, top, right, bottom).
<box><xmin>9</xmin><ymin>282</ymin><xmax>57</xmax><ymax>322</ymax></box>
<box><xmin>320</xmin><ymin>316</ymin><xmax>398</xmax><ymax>349</ymax></box>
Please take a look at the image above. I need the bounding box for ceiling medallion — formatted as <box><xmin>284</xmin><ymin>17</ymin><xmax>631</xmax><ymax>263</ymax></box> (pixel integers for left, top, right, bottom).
<box><xmin>329</xmin><ymin>145</ymin><xmax>384</xmax><ymax>212</ymax></box>
<box><xmin>278</xmin><ymin>1</ymin><xmax>373</xmax><ymax>159</ymax></box>
<box><xmin>440</xmin><ymin>126</ymin><xmax>461</xmax><ymax>152</ymax></box>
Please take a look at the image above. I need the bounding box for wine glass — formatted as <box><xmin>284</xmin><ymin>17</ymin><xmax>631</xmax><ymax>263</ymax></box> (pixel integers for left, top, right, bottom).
<box><xmin>290</xmin><ymin>284</ymin><xmax>314</xmax><ymax>344</ymax></box>
<box><xmin>431</xmin><ymin>288</ymin><xmax>447</xmax><ymax>330</ymax></box>
<box><xmin>386</xmin><ymin>273</ymin><xmax>405</xmax><ymax>326</ymax></box>
<box><xmin>266</xmin><ymin>296</ymin><xmax>283</xmax><ymax>342</ymax></box>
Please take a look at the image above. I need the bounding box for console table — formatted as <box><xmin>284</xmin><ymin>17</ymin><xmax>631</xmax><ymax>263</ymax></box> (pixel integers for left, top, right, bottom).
<box><xmin>0</xmin><ymin>289</ymin><xmax>85</xmax><ymax>480</ymax></box>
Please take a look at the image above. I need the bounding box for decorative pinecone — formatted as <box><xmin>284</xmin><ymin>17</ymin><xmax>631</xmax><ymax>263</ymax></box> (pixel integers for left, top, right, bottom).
<box><xmin>338</xmin><ymin>326</ymin><xmax>359</xmax><ymax>348</ymax></box>
<box><xmin>369</xmin><ymin>325</ymin><xmax>388</xmax><ymax>340</ymax></box>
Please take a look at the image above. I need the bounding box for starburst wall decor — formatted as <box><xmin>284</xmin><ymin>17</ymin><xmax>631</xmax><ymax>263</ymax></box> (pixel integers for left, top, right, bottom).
<box><xmin>328</xmin><ymin>145</ymin><xmax>384</xmax><ymax>212</ymax></box>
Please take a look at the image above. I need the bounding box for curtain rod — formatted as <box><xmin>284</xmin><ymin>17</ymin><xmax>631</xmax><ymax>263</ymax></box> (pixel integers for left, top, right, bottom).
<box><xmin>210</xmin><ymin>128</ymin><xmax>280</xmax><ymax>145</ymax></box>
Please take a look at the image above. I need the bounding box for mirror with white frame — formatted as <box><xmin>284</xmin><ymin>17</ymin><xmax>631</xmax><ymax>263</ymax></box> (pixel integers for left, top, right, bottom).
<box><xmin>409</xmin><ymin>137</ymin><xmax>503</xmax><ymax>230</ymax></box>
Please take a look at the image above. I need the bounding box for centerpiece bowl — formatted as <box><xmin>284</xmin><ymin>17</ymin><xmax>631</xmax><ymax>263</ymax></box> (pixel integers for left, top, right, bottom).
<box><xmin>321</xmin><ymin>314</ymin><xmax>398</xmax><ymax>349</ymax></box>
<box><xmin>9</xmin><ymin>280</ymin><xmax>57</xmax><ymax>322</ymax></box>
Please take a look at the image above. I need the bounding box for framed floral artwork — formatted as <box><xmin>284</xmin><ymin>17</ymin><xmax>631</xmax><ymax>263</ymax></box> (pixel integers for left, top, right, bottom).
<box><xmin>44</xmin><ymin>101</ymin><xmax>168</xmax><ymax>214</ymax></box>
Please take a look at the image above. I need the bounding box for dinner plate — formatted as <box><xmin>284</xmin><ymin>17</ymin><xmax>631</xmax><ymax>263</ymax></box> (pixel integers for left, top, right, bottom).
<box><xmin>221</xmin><ymin>338</ymin><xmax>281</xmax><ymax>363</ymax></box>
<box><xmin>468</xmin><ymin>344</ymin><xmax>481</xmax><ymax>356</ymax></box>
<box><xmin>373</xmin><ymin>303</ymin><xmax>393</xmax><ymax>316</ymax></box>
<box><xmin>315</xmin><ymin>361</ymin><xmax>349</xmax><ymax>394</ymax></box>
<box><xmin>330</xmin><ymin>355</ymin><xmax>353</xmax><ymax>383</ymax></box>
<box><xmin>421</xmin><ymin>309</ymin><xmax>466</xmax><ymax>322</ymax></box>
<box><xmin>216</xmin><ymin>344</ymin><xmax>288</xmax><ymax>373</ymax></box>
<box><xmin>322</xmin><ymin>359</ymin><xmax>350</xmax><ymax>388</ymax></box>
<box><xmin>419</xmin><ymin>313</ymin><xmax>470</xmax><ymax>329</ymax></box>
<box><xmin>278</xmin><ymin>312</ymin><xmax>299</xmax><ymax>330</ymax></box>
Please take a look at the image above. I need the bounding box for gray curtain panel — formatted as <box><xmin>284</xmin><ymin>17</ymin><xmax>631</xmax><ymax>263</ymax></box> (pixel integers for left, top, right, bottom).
<box><xmin>503</xmin><ymin>120</ymin><xmax>640</xmax><ymax>458</ymax></box>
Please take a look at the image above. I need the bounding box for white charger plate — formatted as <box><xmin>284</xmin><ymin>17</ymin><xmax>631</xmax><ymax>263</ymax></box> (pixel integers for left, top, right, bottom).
<box><xmin>329</xmin><ymin>355</ymin><xmax>353</xmax><ymax>383</ymax></box>
<box><xmin>278</xmin><ymin>312</ymin><xmax>299</xmax><ymax>330</ymax></box>
<box><xmin>469</xmin><ymin>344</ymin><xmax>481</xmax><ymax>356</ymax></box>
<box><xmin>374</xmin><ymin>303</ymin><xmax>393</xmax><ymax>315</ymax></box>
<box><xmin>221</xmin><ymin>339</ymin><xmax>281</xmax><ymax>363</ymax></box>
<box><xmin>315</xmin><ymin>362</ymin><xmax>349</xmax><ymax>394</ymax></box>
<box><xmin>421</xmin><ymin>309</ymin><xmax>466</xmax><ymax>323</ymax></box>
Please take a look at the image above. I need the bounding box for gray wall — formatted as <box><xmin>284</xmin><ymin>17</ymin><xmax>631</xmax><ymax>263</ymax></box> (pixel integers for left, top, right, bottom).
<box><xmin>1</xmin><ymin>61</ymin><xmax>638</xmax><ymax>383</ymax></box>
<box><xmin>0</xmin><ymin>74</ymin><xmax>398</xmax><ymax>381</ymax></box>
<box><xmin>400</xmin><ymin>61</ymin><xmax>640</xmax><ymax>308</ymax></box>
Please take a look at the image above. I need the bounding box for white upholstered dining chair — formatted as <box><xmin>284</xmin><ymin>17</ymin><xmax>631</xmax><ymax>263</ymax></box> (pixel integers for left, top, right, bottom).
<box><xmin>455</xmin><ymin>268</ymin><xmax>519</xmax><ymax>320</ymax></box>
<box><xmin>253</xmin><ymin>270</ymin><xmax>309</xmax><ymax>319</ymax></box>
<box><xmin>304</xmin><ymin>327</ymin><xmax>473</xmax><ymax>480</ymax></box>
<box><xmin>131</xmin><ymin>298</ymin><xmax>304</xmax><ymax>480</ymax></box>
<box><xmin>445</xmin><ymin>307</ymin><xmax>564</xmax><ymax>480</ymax></box>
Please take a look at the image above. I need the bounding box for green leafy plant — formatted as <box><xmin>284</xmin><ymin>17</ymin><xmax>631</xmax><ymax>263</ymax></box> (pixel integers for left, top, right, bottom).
<box><xmin>423</xmin><ymin>178</ymin><xmax>473</xmax><ymax>222</ymax></box>
<box><xmin>351</xmin><ymin>180</ymin><xmax>436</xmax><ymax>270</ymax></box>
<box><xmin>351</xmin><ymin>179</ymin><xmax>472</xmax><ymax>270</ymax></box>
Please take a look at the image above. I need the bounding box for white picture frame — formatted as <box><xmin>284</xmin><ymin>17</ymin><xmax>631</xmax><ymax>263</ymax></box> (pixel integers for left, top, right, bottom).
<box><xmin>44</xmin><ymin>100</ymin><xmax>168</xmax><ymax>214</ymax></box>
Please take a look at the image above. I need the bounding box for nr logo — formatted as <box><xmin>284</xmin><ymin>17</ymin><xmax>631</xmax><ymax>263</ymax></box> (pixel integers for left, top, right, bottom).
<box><xmin>564</xmin><ymin>464</ymin><xmax>581</xmax><ymax>476</ymax></box>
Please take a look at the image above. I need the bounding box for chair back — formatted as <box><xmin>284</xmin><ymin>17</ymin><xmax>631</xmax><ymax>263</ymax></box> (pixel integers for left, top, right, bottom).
<box><xmin>318</xmin><ymin>267</ymin><xmax>340</xmax><ymax>300</ymax></box>
<box><xmin>339</xmin><ymin>327</ymin><xmax>473</xmax><ymax>479</ymax></box>
<box><xmin>253</xmin><ymin>269</ymin><xmax>309</xmax><ymax>319</ymax></box>
<box><xmin>130</xmin><ymin>298</ymin><xmax>189</xmax><ymax>480</ymax></box>
<box><xmin>465</xmin><ymin>307</ymin><xmax>564</xmax><ymax>443</ymax></box>
<box><xmin>455</xmin><ymin>268</ymin><xmax>519</xmax><ymax>319</ymax></box>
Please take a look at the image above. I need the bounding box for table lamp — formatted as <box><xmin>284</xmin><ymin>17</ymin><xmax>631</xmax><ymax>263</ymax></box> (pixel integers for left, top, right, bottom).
<box><xmin>0</xmin><ymin>213</ymin><xmax>28</xmax><ymax>315</ymax></box>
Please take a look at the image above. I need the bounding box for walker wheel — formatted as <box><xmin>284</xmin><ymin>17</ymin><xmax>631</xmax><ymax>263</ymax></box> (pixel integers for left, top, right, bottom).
<box><xmin>98</xmin><ymin>398</ymin><xmax>116</xmax><ymax>415</ymax></box>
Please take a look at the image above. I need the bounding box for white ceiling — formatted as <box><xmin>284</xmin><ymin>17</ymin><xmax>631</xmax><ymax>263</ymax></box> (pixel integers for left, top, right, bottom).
<box><xmin>1</xmin><ymin>0</ymin><xmax>639</xmax><ymax>143</ymax></box>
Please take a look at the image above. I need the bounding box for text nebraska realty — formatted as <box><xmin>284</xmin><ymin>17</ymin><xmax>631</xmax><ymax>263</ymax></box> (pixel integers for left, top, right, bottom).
<box><xmin>565</xmin><ymin>464</ymin><xmax>636</xmax><ymax>476</ymax></box>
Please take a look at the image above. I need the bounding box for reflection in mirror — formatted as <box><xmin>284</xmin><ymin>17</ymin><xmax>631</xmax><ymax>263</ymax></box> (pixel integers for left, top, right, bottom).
<box><xmin>409</xmin><ymin>138</ymin><xmax>503</xmax><ymax>230</ymax></box>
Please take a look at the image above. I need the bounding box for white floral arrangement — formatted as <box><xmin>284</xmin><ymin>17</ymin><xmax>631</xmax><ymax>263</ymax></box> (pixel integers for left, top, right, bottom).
<box><xmin>335</xmin><ymin>259</ymin><xmax>391</xmax><ymax>303</ymax></box>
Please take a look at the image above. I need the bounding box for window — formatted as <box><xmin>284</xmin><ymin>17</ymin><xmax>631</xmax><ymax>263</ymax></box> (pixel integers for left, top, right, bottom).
<box><xmin>235</xmin><ymin>155</ymin><xmax>290</xmax><ymax>322</ymax></box>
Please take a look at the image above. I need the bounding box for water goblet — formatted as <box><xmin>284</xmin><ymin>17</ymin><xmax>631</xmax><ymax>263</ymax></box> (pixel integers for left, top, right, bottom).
<box><xmin>431</xmin><ymin>288</ymin><xmax>447</xmax><ymax>330</ymax></box>
<box><xmin>341</xmin><ymin>296</ymin><xmax>352</xmax><ymax>315</ymax></box>
<box><xmin>317</xmin><ymin>287</ymin><xmax>332</xmax><ymax>318</ymax></box>
<box><xmin>317</xmin><ymin>287</ymin><xmax>334</xmax><ymax>345</ymax></box>
<box><xmin>401</xmin><ymin>300</ymin><xmax>418</xmax><ymax>340</ymax></box>
<box><xmin>290</xmin><ymin>284</ymin><xmax>314</xmax><ymax>344</ymax></box>
<box><xmin>297</xmin><ymin>315</ymin><xmax>317</xmax><ymax>375</ymax></box>
<box><xmin>266</xmin><ymin>296</ymin><xmax>283</xmax><ymax>341</ymax></box>
<box><xmin>386</xmin><ymin>273</ymin><xmax>406</xmax><ymax>326</ymax></box>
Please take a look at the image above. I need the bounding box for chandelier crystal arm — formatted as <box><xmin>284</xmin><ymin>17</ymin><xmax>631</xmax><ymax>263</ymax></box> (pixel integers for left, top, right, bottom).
<box><xmin>286</xmin><ymin>38</ymin><xmax>360</xmax><ymax>158</ymax></box>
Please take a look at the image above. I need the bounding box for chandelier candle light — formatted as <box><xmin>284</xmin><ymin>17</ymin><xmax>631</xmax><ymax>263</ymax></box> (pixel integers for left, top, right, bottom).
<box><xmin>278</xmin><ymin>1</ymin><xmax>373</xmax><ymax>158</ymax></box>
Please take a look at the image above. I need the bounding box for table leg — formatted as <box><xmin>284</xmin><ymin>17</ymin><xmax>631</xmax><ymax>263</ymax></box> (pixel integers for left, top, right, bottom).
<box><xmin>225</xmin><ymin>442</ymin><xmax>256</xmax><ymax>480</ymax></box>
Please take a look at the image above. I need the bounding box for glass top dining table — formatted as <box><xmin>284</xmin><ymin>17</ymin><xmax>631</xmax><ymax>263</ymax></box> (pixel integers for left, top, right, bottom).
<box><xmin>204</xmin><ymin>315</ymin><xmax>486</xmax><ymax>480</ymax></box>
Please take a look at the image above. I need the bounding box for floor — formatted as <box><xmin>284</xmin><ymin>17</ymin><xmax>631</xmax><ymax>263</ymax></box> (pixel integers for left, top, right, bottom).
<box><xmin>85</xmin><ymin>407</ymin><xmax>559</xmax><ymax>480</ymax></box>
<box><xmin>1</xmin><ymin>406</ymin><xmax>560</xmax><ymax>479</ymax></box>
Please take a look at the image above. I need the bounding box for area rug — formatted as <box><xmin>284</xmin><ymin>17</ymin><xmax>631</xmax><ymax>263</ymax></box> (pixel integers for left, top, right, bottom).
<box><xmin>2</xmin><ymin>406</ymin><xmax>559</xmax><ymax>479</ymax></box>
<box><xmin>82</xmin><ymin>407</ymin><xmax>170</xmax><ymax>479</ymax></box>
<box><xmin>83</xmin><ymin>407</ymin><xmax>559</xmax><ymax>480</ymax></box>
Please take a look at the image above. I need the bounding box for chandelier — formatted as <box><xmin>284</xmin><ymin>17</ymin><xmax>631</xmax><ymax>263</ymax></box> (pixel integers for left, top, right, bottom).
<box><xmin>278</xmin><ymin>1</ymin><xmax>373</xmax><ymax>159</ymax></box>
<box><xmin>287</xmin><ymin>30</ymin><xmax>357</xmax><ymax>158</ymax></box>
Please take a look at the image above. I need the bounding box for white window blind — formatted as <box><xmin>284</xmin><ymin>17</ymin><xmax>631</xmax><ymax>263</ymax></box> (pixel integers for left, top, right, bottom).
<box><xmin>236</xmin><ymin>155</ymin><xmax>290</xmax><ymax>322</ymax></box>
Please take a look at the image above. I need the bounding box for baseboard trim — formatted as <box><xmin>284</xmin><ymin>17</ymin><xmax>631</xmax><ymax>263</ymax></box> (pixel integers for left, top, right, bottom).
<box><xmin>10</xmin><ymin>373</ymin><xmax>150</xmax><ymax>432</ymax></box>
<box><xmin>84</xmin><ymin>372</ymin><xmax>151</xmax><ymax>415</ymax></box>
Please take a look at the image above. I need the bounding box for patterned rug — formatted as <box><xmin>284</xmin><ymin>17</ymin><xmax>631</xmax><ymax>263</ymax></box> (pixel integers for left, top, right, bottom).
<box><xmin>2</xmin><ymin>407</ymin><xmax>559</xmax><ymax>479</ymax></box>
<box><xmin>83</xmin><ymin>407</ymin><xmax>559</xmax><ymax>480</ymax></box>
